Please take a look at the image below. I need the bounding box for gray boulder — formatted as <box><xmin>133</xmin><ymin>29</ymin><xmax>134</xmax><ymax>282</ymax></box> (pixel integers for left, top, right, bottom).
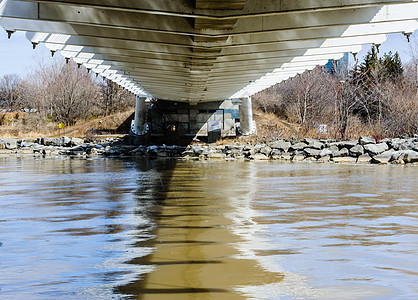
<box><xmin>304</xmin><ymin>138</ymin><xmax>324</xmax><ymax>149</ymax></box>
<box><xmin>333</xmin><ymin>147</ymin><xmax>349</xmax><ymax>157</ymax></box>
<box><xmin>329</xmin><ymin>146</ymin><xmax>341</xmax><ymax>157</ymax></box>
<box><xmin>304</xmin><ymin>148</ymin><xmax>321</xmax><ymax>158</ymax></box>
<box><xmin>250</xmin><ymin>144</ymin><xmax>265</xmax><ymax>156</ymax></box>
<box><xmin>390</xmin><ymin>150</ymin><xmax>407</xmax><ymax>163</ymax></box>
<box><xmin>228</xmin><ymin>144</ymin><xmax>244</xmax><ymax>151</ymax></box>
<box><xmin>399</xmin><ymin>141</ymin><xmax>415</xmax><ymax>150</ymax></box>
<box><xmin>391</xmin><ymin>150</ymin><xmax>418</xmax><ymax>163</ymax></box>
<box><xmin>371</xmin><ymin>150</ymin><xmax>395</xmax><ymax>164</ymax></box>
<box><xmin>380</xmin><ymin>138</ymin><xmax>392</xmax><ymax>144</ymax></box>
<box><xmin>270</xmin><ymin>149</ymin><xmax>285</xmax><ymax>156</ymax></box>
<box><xmin>403</xmin><ymin>150</ymin><xmax>418</xmax><ymax>163</ymax></box>
<box><xmin>226</xmin><ymin>148</ymin><xmax>241</xmax><ymax>157</ymax></box>
<box><xmin>340</xmin><ymin>147</ymin><xmax>350</xmax><ymax>157</ymax></box>
<box><xmin>338</xmin><ymin>140</ymin><xmax>358</xmax><ymax>149</ymax></box>
<box><xmin>289</xmin><ymin>142</ymin><xmax>308</xmax><ymax>151</ymax></box>
<box><xmin>307</xmin><ymin>140</ymin><xmax>324</xmax><ymax>150</ymax></box>
<box><xmin>192</xmin><ymin>146</ymin><xmax>204</xmax><ymax>156</ymax></box>
<box><xmin>71</xmin><ymin>138</ymin><xmax>84</xmax><ymax>146</ymax></box>
<box><xmin>349</xmin><ymin>144</ymin><xmax>364</xmax><ymax>156</ymax></box>
<box><xmin>328</xmin><ymin>144</ymin><xmax>339</xmax><ymax>153</ymax></box>
<box><xmin>40</xmin><ymin>137</ymin><xmax>54</xmax><ymax>146</ymax></box>
<box><xmin>269</xmin><ymin>140</ymin><xmax>291</xmax><ymax>152</ymax></box>
<box><xmin>357</xmin><ymin>153</ymin><xmax>372</xmax><ymax>163</ymax></box>
<box><xmin>3</xmin><ymin>139</ymin><xmax>17</xmax><ymax>150</ymax></box>
<box><xmin>328</xmin><ymin>142</ymin><xmax>341</xmax><ymax>149</ymax></box>
<box><xmin>259</xmin><ymin>145</ymin><xmax>272</xmax><ymax>157</ymax></box>
<box><xmin>389</xmin><ymin>138</ymin><xmax>406</xmax><ymax>150</ymax></box>
<box><xmin>52</xmin><ymin>136</ymin><xmax>72</xmax><ymax>147</ymax></box>
<box><xmin>20</xmin><ymin>142</ymin><xmax>36</xmax><ymax>148</ymax></box>
<box><xmin>364</xmin><ymin>142</ymin><xmax>388</xmax><ymax>155</ymax></box>
<box><xmin>319</xmin><ymin>148</ymin><xmax>333</xmax><ymax>157</ymax></box>
<box><xmin>359</xmin><ymin>136</ymin><xmax>376</xmax><ymax>145</ymax></box>
<box><xmin>303</xmin><ymin>138</ymin><xmax>316</xmax><ymax>144</ymax></box>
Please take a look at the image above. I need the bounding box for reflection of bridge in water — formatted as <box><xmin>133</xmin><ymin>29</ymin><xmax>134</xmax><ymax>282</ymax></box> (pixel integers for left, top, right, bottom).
<box><xmin>1</xmin><ymin>1</ymin><xmax>417</xmax><ymax>141</ymax></box>
<box><xmin>115</xmin><ymin>159</ymin><xmax>289</xmax><ymax>299</ymax></box>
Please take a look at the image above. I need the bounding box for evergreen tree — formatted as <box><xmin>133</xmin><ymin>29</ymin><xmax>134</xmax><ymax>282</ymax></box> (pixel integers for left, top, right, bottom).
<box><xmin>355</xmin><ymin>46</ymin><xmax>404</xmax><ymax>82</ymax></box>
<box><xmin>379</xmin><ymin>51</ymin><xmax>403</xmax><ymax>81</ymax></box>
<box><xmin>359</xmin><ymin>45</ymin><xmax>379</xmax><ymax>79</ymax></box>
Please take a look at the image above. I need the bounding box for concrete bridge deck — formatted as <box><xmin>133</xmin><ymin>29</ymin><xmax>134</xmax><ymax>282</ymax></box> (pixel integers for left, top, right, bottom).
<box><xmin>1</xmin><ymin>0</ymin><xmax>417</xmax><ymax>102</ymax></box>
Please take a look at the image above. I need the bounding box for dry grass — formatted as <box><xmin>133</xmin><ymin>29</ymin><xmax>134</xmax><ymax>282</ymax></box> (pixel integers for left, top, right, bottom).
<box><xmin>1</xmin><ymin>108</ymin><xmax>400</xmax><ymax>143</ymax></box>
<box><xmin>0</xmin><ymin>110</ymin><xmax>134</xmax><ymax>139</ymax></box>
<box><xmin>253</xmin><ymin>109</ymin><xmax>301</xmax><ymax>138</ymax></box>
<box><xmin>252</xmin><ymin>109</ymin><xmax>382</xmax><ymax>141</ymax></box>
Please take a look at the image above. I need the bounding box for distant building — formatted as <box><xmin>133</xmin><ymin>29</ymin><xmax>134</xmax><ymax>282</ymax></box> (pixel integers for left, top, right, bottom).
<box><xmin>324</xmin><ymin>53</ymin><xmax>349</xmax><ymax>74</ymax></box>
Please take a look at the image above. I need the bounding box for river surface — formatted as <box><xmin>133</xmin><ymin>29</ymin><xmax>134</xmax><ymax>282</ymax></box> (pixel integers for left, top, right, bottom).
<box><xmin>0</xmin><ymin>157</ymin><xmax>417</xmax><ymax>299</ymax></box>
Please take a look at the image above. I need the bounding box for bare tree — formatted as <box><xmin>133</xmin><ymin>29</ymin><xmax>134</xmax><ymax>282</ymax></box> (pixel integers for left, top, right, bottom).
<box><xmin>408</xmin><ymin>34</ymin><xmax>418</xmax><ymax>96</ymax></box>
<box><xmin>24</xmin><ymin>60</ymin><xmax>99</xmax><ymax>125</ymax></box>
<box><xmin>329</xmin><ymin>77</ymin><xmax>363</xmax><ymax>139</ymax></box>
<box><xmin>0</xmin><ymin>74</ymin><xmax>22</xmax><ymax>108</ymax></box>
<box><xmin>273</xmin><ymin>67</ymin><xmax>335</xmax><ymax>127</ymax></box>
<box><xmin>98</xmin><ymin>78</ymin><xmax>134</xmax><ymax>116</ymax></box>
<box><xmin>253</xmin><ymin>47</ymin><xmax>417</xmax><ymax>140</ymax></box>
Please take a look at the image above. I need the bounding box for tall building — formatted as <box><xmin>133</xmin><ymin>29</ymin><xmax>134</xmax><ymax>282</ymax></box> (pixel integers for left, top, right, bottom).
<box><xmin>324</xmin><ymin>53</ymin><xmax>349</xmax><ymax>74</ymax></box>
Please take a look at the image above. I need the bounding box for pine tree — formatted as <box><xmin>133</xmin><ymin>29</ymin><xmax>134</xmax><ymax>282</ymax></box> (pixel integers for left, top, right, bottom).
<box><xmin>355</xmin><ymin>46</ymin><xmax>404</xmax><ymax>84</ymax></box>
<box><xmin>379</xmin><ymin>51</ymin><xmax>403</xmax><ymax>81</ymax></box>
<box><xmin>359</xmin><ymin>45</ymin><xmax>379</xmax><ymax>79</ymax></box>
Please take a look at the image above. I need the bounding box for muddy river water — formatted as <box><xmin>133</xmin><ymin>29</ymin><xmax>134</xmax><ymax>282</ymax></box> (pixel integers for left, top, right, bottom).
<box><xmin>0</xmin><ymin>158</ymin><xmax>417</xmax><ymax>299</ymax></box>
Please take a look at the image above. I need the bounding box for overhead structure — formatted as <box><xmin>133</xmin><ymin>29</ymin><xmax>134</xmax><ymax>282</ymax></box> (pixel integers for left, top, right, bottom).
<box><xmin>1</xmin><ymin>0</ymin><xmax>418</xmax><ymax>102</ymax></box>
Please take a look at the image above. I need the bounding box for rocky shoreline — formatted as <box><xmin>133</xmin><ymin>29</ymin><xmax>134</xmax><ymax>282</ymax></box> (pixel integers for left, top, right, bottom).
<box><xmin>0</xmin><ymin>135</ymin><xmax>418</xmax><ymax>165</ymax></box>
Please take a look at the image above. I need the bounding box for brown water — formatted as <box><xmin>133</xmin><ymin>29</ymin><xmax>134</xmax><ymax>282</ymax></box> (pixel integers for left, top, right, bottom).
<box><xmin>0</xmin><ymin>158</ymin><xmax>417</xmax><ymax>299</ymax></box>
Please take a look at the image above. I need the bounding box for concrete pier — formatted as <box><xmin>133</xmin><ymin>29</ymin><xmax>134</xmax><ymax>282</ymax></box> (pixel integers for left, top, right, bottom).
<box><xmin>129</xmin><ymin>95</ymin><xmax>149</xmax><ymax>145</ymax></box>
<box><xmin>239</xmin><ymin>96</ymin><xmax>255</xmax><ymax>135</ymax></box>
<box><xmin>132</xmin><ymin>96</ymin><xmax>148</xmax><ymax>135</ymax></box>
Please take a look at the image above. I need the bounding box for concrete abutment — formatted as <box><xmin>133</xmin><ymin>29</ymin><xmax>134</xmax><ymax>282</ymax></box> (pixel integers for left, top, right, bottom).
<box><xmin>129</xmin><ymin>96</ymin><xmax>257</xmax><ymax>145</ymax></box>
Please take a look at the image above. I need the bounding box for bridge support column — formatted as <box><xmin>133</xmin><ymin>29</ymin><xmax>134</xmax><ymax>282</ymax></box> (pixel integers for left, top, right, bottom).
<box><xmin>239</xmin><ymin>96</ymin><xmax>256</xmax><ymax>135</ymax></box>
<box><xmin>129</xmin><ymin>95</ymin><xmax>149</xmax><ymax>145</ymax></box>
<box><xmin>131</xmin><ymin>95</ymin><xmax>148</xmax><ymax>135</ymax></box>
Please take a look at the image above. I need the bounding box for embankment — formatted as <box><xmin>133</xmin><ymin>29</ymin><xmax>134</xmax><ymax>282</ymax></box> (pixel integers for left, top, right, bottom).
<box><xmin>1</xmin><ymin>136</ymin><xmax>417</xmax><ymax>165</ymax></box>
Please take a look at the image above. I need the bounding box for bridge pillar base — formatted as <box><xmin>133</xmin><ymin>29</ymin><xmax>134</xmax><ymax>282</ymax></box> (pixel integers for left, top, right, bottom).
<box><xmin>128</xmin><ymin>133</ymin><xmax>149</xmax><ymax>146</ymax></box>
<box><xmin>239</xmin><ymin>96</ymin><xmax>256</xmax><ymax>135</ymax></box>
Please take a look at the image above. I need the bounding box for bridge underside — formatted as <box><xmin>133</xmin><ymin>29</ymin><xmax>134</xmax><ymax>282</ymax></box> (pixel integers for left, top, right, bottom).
<box><xmin>1</xmin><ymin>0</ymin><xmax>418</xmax><ymax>103</ymax></box>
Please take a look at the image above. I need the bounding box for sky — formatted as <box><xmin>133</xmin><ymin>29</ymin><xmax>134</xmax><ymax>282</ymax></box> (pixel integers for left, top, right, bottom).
<box><xmin>0</xmin><ymin>31</ymin><xmax>59</xmax><ymax>77</ymax></box>
<box><xmin>0</xmin><ymin>30</ymin><xmax>417</xmax><ymax>78</ymax></box>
